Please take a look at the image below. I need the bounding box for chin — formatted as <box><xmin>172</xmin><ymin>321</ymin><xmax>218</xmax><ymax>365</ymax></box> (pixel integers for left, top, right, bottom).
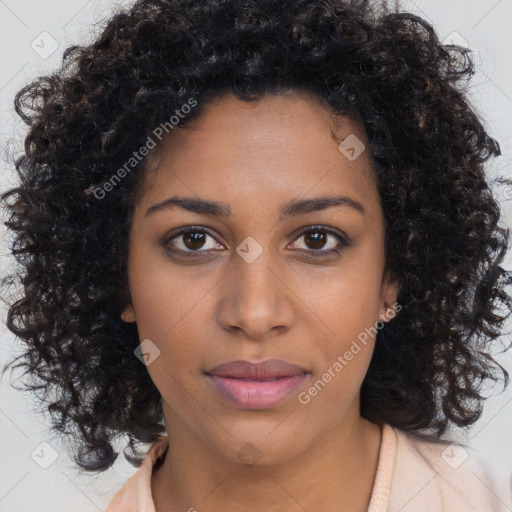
<box><xmin>204</xmin><ymin>421</ymin><xmax>313</xmax><ymax>467</ymax></box>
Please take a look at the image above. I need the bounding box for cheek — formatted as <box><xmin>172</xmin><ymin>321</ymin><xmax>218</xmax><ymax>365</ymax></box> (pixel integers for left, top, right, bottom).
<box><xmin>126</xmin><ymin>248</ymin><xmax>212</xmax><ymax>383</ymax></box>
<box><xmin>309</xmin><ymin>262</ymin><xmax>384</xmax><ymax>342</ymax></box>
<box><xmin>298</xmin><ymin>281</ymin><xmax>379</xmax><ymax>416</ymax></box>
<box><xmin>131</xmin><ymin>293</ymin><xmax>210</xmax><ymax>412</ymax></box>
<box><xmin>301</xmin><ymin>349</ymin><xmax>372</xmax><ymax>407</ymax></box>
<box><xmin>127</xmin><ymin>237</ymin><xmax>200</xmax><ymax>335</ymax></box>
<box><xmin>130</xmin><ymin>281</ymin><xmax>207</xmax><ymax>362</ymax></box>
<box><xmin>303</xmin><ymin>246</ymin><xmax>385</xmax><ymax>384</ymax></box>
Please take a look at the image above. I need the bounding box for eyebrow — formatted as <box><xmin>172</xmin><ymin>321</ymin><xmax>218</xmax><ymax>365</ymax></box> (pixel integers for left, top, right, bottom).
<box><xmin>144</xmin><ymin>194</ymin><xmax>365</xmax><ymax>219</ymax></box>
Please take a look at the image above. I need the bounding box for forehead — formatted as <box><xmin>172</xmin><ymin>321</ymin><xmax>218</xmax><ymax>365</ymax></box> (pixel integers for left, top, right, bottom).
<box><xmin>138</xmin><ymin>92</ymin><xmax>380</xmax><ymax>223</ymax></box>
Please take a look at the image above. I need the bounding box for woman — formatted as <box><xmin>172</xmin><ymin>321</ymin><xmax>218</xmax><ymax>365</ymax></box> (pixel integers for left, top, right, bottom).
<box><xmin>2</xmin><ymin>0</ymin><xmax>511</xmax><ymax>510</ymax></box>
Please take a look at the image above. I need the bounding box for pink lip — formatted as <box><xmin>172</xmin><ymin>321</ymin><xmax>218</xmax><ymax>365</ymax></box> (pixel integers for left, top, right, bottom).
<box><xmin>207</xmin><ymin>359</ymin><xmax>307</xmax><ymax>379</ymax></box>
<box><xmin>208</xmin><ymin>374</ymin><xmax>308</xmax><ymax>409</ymax></box>
<box><xmin>206</xmin><ymin>359</ymin><xmax>309</xmax><ymax>409</ymax></box>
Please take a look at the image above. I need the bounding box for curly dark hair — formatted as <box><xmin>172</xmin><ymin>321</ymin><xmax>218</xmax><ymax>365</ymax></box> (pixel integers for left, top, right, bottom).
<box><xmin>1</xmin><ymin>0</ymin><xmax>511</xmax><ymax>473</ymax></box>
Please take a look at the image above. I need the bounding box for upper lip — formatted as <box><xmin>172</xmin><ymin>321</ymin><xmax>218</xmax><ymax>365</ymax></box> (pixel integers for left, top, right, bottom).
<box><xmin>206</xmin><ymin>359</ymin><xmax>308</xmax><ymax>379</ymax></box>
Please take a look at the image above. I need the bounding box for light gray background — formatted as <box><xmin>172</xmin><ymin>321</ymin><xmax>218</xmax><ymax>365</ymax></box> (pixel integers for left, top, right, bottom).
<box><xmin>0</xmin><ymin>1</ymin><xmax>511</xmax><ymax>511</ymax></box>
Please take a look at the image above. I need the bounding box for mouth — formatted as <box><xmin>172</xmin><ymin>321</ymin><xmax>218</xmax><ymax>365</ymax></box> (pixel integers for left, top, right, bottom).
<box><xmin>205</xmin><ymin>359</ymin><xmax>309</xmax><ymax>409</ymax></box>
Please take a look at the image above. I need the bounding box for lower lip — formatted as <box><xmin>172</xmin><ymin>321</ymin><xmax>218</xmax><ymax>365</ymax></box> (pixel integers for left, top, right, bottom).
<box><xmin>207</xmin><ymin>374</ymin><xmax>308</xmax><ymax>409</ymax></box>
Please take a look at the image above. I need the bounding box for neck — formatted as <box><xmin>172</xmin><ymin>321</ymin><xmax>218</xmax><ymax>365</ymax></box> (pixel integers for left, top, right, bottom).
<box><xmin>151</xmin><ymin>409</ymin><xmax>382</xmax><ymax>512</ymax></box>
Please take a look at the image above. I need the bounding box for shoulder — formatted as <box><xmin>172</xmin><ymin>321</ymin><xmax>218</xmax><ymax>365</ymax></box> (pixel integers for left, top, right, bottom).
<box><xmin>387</xmin><ymin>426</ymin><xmax>507</xmax><ymax>512</ymax></box>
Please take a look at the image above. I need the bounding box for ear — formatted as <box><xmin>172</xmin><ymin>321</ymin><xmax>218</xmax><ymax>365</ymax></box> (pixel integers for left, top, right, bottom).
<box><xmin>117</xmin><ymin>286</ymin><xmax>137</xmax><ymax>323</ymax></box>
<box><xmin>121</xmin><ymin>303</ymin><xmax>137</xmax><ymax>323</ymax></box>
<box><xmin>378</xmin><ymin>269</ymin><xmax>401</xmax><ymax>322</ymax></box>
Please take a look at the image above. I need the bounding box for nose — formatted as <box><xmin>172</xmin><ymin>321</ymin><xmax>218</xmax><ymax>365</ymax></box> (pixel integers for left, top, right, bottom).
<box><xmin>217</xmin><ymin>247</ymin><xmax>296</xmax><ymax>341</ymax></box>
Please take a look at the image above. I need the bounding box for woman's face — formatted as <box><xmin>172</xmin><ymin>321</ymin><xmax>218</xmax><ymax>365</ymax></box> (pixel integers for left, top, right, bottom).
<box><xmin>122</xmin><ymin>91</ymin><xmax>399</xmax><ymax>465</ymax></box>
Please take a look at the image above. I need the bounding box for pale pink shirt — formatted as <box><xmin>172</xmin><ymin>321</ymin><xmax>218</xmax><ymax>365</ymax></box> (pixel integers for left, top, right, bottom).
<box><xmin>106</xmin><ymin>423</ymin><xmax>506</xmax><ymax>511</ymax></box>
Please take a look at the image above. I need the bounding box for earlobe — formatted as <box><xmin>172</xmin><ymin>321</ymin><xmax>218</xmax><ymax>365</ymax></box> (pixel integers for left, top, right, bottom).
<box><xmin>117</xmin><ymin>286</ymin><xmax>136</xmax><ymax>323</ymax></box>
<box><xmin>121</xmin><ymin>303</ymin><xmax>137</xmax><ymax>323</ymax></box>
<box><xmin>379</xmin><ymin>304</ymin><xmax>397</xmax><ymax>322</ymax></box>
<box><xmin>379</xmin><ymin>271</ymin><xmax>401</xmax><ymax>322</ymax></box>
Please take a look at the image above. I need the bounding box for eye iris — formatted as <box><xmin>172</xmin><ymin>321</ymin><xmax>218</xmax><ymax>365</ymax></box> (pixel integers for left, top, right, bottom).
<box><xmin>305</xmin><ymin>231</ymin><xmax>326</xmax><ymax>250</ymax></box>
<box><xmin>184</xmin><ymin>231</ymin><xmax>206</xmax><ymax>250</ymax></box>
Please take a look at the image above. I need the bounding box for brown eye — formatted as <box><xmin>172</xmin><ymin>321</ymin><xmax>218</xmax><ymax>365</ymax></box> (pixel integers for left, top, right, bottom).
<box><xmin>165</xmin><ymin>227</ymin><xmax>224</xmax><ymax>255</ymax></box>
<box><xmin>292</xmin><ymin>226</ymin><xmax>350</xmax><ymax>258</ymax></box>
<box><xmin>164</xmin><ymin>224</ymin><xmax>349</xmax><ymax>260</ymax></box>
<box><xmin>290</xmin><ymin>226</ymin><xmax>348</xmax><ymax>256</ymax></box>
<box><xmin>303</xmin><ymin>230</ymin><xmax>328</xmax><ymax>250</ymax></box>
<box><xmin>182</xmin><ymin>231</ymin><xmax>207</xmax><ymax>250</ymax></box>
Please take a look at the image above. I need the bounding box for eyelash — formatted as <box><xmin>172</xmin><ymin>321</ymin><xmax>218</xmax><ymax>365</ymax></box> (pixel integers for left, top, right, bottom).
<box><xmin>163</xmin><ymin>225</ymin><xmax>350</xmax><ymax>260</ymax></box>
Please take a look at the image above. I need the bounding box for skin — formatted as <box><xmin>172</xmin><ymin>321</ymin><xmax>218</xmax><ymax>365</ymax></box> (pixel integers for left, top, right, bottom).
<box><xmin>121</xmin><ymin>91</ymin><xmax>400</xmax><ymax>512</ymax></box>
